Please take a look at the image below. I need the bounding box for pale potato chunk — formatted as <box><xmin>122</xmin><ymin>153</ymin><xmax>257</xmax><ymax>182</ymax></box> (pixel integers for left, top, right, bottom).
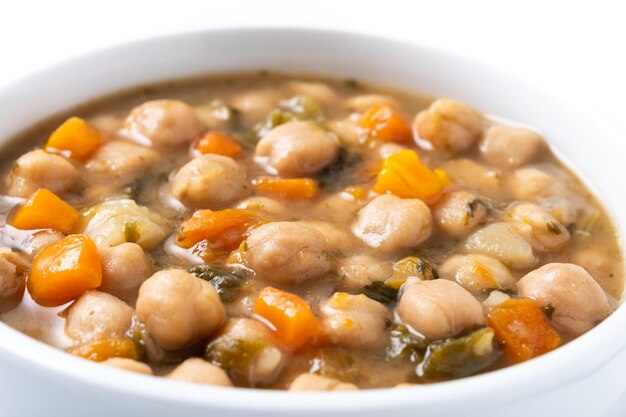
<box><xmin>464</xmin><ymin>222</ymin><xmax>537</xmax><ymax>269</ymax></box>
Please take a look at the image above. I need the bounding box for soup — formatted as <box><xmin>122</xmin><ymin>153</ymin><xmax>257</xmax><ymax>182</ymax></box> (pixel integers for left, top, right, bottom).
<box><xmin>0</xmin><ymin>73</ymin><xmax>622</xmax><ymax>390</ymax></box>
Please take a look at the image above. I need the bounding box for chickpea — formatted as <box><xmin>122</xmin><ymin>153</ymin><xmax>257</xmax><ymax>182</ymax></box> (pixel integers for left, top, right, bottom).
<box><xmin>7</xmin><ymin>150</ymin><xmax>80</xmax><ymax>198</ymax></box>
<box><xmin>508</xmin><ymin>203</ymin><xmax>570</xmax><ymax>252</ymax></box>
<box><xmin>505</xmin><ymin>167</ymin><xmax>564</xmax><ymax>201</ymax></box>
<box><xmin>243</xmin><ymin>222</ymin><xmax>332</xmax><ymax>284</ymax></box>
<box><xmin>85</xmin><ymin>140</ymin><xmax>160</xmax><ymax>186</ymax></box>
<box><xmin>255</xmin><ymin>121</ymin><xmax>339</xmax><ymax>177</ymax></box>
<box><xmin>517</xmin><ymin>263</ymin><xmax>611</xmax><ymax>336</ymax></box>
<box><xmin>414</xmin><ymin>99</ymin><xmax>482</xmax><ymax>152</ymax></box>
<box><xmin>99</xmin><ymin>243</ymin><xmax>153</xmax><ymax>303</ymax></box>
<box><xmin>171</xmin><ymin>154</ymin><xmax>251</xmax><ymax>209</ymax></box>
<box><xmin>313</xmin><ymin>192</ymin><xmax>368</xmax><ymax>224</ymax></box>
<box><xmin>0</xmin><ymin>248</ymin><xmax>29</xmax><ymax>312</ymax></box>
<box><xmin>167</xmin><ymin>358</ymin><xmax>233</xmax><ymax>387</ymax></box>
<box><xmin>326</xmin><ymin>116</ymin><xmax>361</xmax><ymax>147</ymax></box>
<box><xmin>102</xmin><ymin>358</ymin><xmax>153</xmax><ymax>375</ymax></box>
<box><xmin>346</xmin><ymin>94</ymin><xmax>399</xmax><ymax>112</ymax></box>
<box><xmin>124</xmin><ymin>100</ymin><xmax>204</xmax><ymax>147</ymax></box>
<box><xmin>479</xmin><ymin>125</ymin><xmax>544</xmax><ymax>169</ymax></box>
<box><xmin>571</xmin><ymin>246</ymin><xmax>622</xmax><ymax>298</ymax></box>
<box><xmin>337</xmin><ymin>255</ymin><xmax>393</xmax><ymax>291</ymax></box>
<box><xmin>351</xmin><ymin>194</ymin><xmax>432</xmax><ymax>253</ymax></box>
<box><xmin>136</xmin><ymin>269</ymin><xmax>226</xmax><ymax>350</ymax></box>
<box><xmin>235</xmin><ymin>196</ymin><xmax>289</xmax><ymax>218</ymax></box>
<box><xmin>438</xmin><ymin>254</ymin><xmax>515</xmax><ymax>296</ymax></box>
<box><xmin>301</xmin><ymin>221</ymin><xmax>361</xmax><ymax>254</ymax></box>
<box><xmin>286</xmin><ymin>81</ymin><xmax>338</xmax><ymax>105</ymax></box>
<box><xmin>432</xmin><ymin>190</ymin><xmax>487</xmax><ymax>237</ymax></box>
<box><xmin>65</xmin><ymin>290</ymin><xmax>133</xmax><ymax>342</ymax></box>
<box><xmin>397</xmin><ymin>280</ymin><xmax>485</xmax><ymax>340</ymax></box>
<box><xmin>229</xmin><ymin>89</ymin><xmax>280</xmax><ymax>124</ymax></box>
<box><xmin>289</xmin><ymin>373</ymin><xmax>358</xmax><ymax>391</ymax></box>
<box><xmin>443</xmin><ymin>159</ymin><xmax>502</xmax><ymax>199</ymax></box>
<box><xmin>320</xmin><ymin>292</ymin><xmax>390</xmax><ymax>350</ymax></box>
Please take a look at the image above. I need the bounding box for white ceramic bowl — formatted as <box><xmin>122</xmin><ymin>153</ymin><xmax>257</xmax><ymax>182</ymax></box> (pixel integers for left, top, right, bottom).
<box><xmin>1</xmin><ymin>28</ymin><xmax>625</xmax><ymax>417</ymax></box>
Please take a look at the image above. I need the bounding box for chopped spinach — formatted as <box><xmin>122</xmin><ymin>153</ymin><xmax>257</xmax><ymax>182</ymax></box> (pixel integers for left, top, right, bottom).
<box><xmin>204</xmin><ymin>335</ymin><xmax>267</xmax><ymax>374</ymax></box>
<box><xmin>387</xmin><ymin>325</ymin><xmax>428</xmax><ymax>363</ymax></box>
<box><xmin>363</xmin><ymin>281</ymin><xmax>399</xmax><ymax>305</ymax></box>
<box><xmin>188</xmin><ymin>264</ymin><xmax>247</xmax><ymax>302</ymax></box>
<box><xmin>252</xmin><ymin>94</ymin><xmax>324</xmax><ymax>139</ymax></box>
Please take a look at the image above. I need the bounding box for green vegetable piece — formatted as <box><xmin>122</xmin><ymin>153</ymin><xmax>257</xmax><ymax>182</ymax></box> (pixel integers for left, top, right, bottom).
<box><xmin>317</xmin><ymin>146</ymin><xmax>363</xmax><ymax>192</ymax></box>
<box><xmin>204</xmin><ymin>335</ymin><xmax>267</xmax><ymax>375</ymax></box>
<box><xmin>188</xmin><ymin>264</ymin><xmax>246</xmax><ymax>302</ymax></box>
<box><xmin>417</xmin><ymin>327</ymin><xmax>500</xmax><ymax>381</ymax></box>
<box><xmin>308</xmin><ymin>347</ymin><xmax>359</xmax><ymax>384</ymax></box>
<box><xmin>387</xmin><ymin>325</ymin><xmax>428</xmax><ymax>362</ymax></box>
<box><xmin>252</xmin><ymin>95</ymin><xmax>324</xmax><ymax>139</ymax></box>
<box><xmin>363</xmin><ymin>281</ymin><xmax>398</xmax><ymax>305</ymax></box>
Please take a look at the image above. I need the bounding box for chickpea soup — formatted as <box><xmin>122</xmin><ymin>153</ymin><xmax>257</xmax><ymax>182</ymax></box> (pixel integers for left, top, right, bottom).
<box><xmin>0</xmin><ymin>73</ymin><xmax>622</xmax><ymax>390</ymax></box>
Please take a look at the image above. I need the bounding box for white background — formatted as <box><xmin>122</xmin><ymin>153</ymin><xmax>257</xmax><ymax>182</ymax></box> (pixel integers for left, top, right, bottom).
<box><xmin>0</xmin><ymin>0</ymin><xmax>625</xmax><ymax>125</ymax></box>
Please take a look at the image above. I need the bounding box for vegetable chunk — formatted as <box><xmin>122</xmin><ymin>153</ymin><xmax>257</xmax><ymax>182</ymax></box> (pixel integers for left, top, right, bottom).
<box><xmin>360</xmin><ymin>105</ymin><xmax>412</xmax><ymax>142</ymax></box>
<box><xmin>194</xmin><ymin>131</ymin><xmax>242</xmax><ymax>158</ymax></box>
<box><xmin>46</xmin><ymin>117</ymin><xmax>102</xmax><ymax>161</ymax></box>
<box><xmin>9</xmin><ymin>189</ymin><xmax>79</xmax><ymax>233</ymax></box>
<box><xmin>176</xmin><ymin>209</ymin><xmax>260</xmax><ymax>251</ymax></box>
<box><xmin>254</xmin><ymin>177</ymin><xmax>318</xmax><ymax>199</ymax></box>
<box><xmin>28</xmin><ymin>234</ymin><xmax>102</xmax><ymax>306</ymax></box>
<box><xmin>487</xmin><ymin>298</ymin><xmax>561</xmax><ymax>362</ymax></box>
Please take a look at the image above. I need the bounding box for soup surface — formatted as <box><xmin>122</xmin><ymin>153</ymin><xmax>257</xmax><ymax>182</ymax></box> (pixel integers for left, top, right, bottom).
<box><xmin>0</xmin><ymin>73</ymin><xmax>622</xmax><ymax>390</ymax></box>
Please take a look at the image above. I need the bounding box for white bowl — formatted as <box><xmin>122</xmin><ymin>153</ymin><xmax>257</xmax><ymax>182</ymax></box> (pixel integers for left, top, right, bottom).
<box><xmin>1</xmin><ymin>28</ymin><xmax>625</xmax><ymax>417</ymax></box>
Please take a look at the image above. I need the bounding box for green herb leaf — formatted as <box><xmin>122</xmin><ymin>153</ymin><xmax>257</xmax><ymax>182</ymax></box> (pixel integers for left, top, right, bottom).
<box><xmin>363</xmin><ymin>281</ymin><xmax>399</xmax><ymax>305</ymax></box>
<box><xmin>188</xmin><ymin>265</ymin><xmax>247</xmax><ymax>302</ymax></box>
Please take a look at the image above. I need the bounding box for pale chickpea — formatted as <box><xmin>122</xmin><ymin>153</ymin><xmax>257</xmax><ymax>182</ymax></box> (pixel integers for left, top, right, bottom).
<box><xmin>65</xmin><ymin>290</ymin><xmax>134</xmax><ymax>342</ymax></box>
<box><xmin>432</xmin><ymin>190</ymin><xmax>487</xmax><ymax>237</ymax></box>
<box><xmin>517</xmin><ymin>263</ymin><xmax>612</xmax><ymax>336</ymax></box>
<box><xmin>286</xmin><ymin>81</ymin><xmax>338</xmax><ymax>105</ymax></box>
<box><xmin>414</xmin><ymin>99</ymin><xmax>482</xmax><ymax>152</ymax></box>
<box><xmin>7</xmin><ymin>150</ymin><xmax>80</xmax><ymax>197</ymax></box>
<box><xmin>229</xmin><ymin>89</ymin><xmax>280</xmax><ymax>123</ymax></box>
<box><xmin>255</xmin><ymin>121</ymin><xmax>339</xmax><ymax>177</ymax></box>
<box><xmin>337</xmin><ymin>255</ymin><xmax>393</xmax><ymax>291</ymax></box>
<box><xmin>171</xmin><ymin>154</ymin><xmax>251</xmax><ymax>209</ymax></box>
<box><xmin>85</xmin><ymin>140</ymin><xmax>160</xmax><ymax>186</ymax></box>
<box><xmin>289</xmin><ymin>373</ymin><xmax>358</xmax><ymax>391</ymax></box>
<box><xmin>235</xmin><ymin>196</ymin><xmax>289</xmax><ymax>217</ymax></box>
<box><xmin>102</xmin><ymin>358</ymin><xmax>153</xmax><ymax>375</ymax></box>
<box><xmin>506</xmin><ymin>167</ymin><xmax>564</xmax><ymax>201</ymax></box>
<box><xmin>99</xmin><ymin>243</ymin><xmax>153</xmax><ymax>303</ymax></box>
<box><xmin>443</xmin><ymin>159</ymin><xmax>502</xmax><ymax>199</ymax></box>
<box><xmin>479</xmin><ymin>125</ymin><xmax>544</xmax><ymax>169</ymax></box>
<box><xmin>0</xmin><ymin>247</ymin><xmax>29</xmax><ymax>312</ymax></box>
<box><xmin>136</xmin><ymin>269</ymin><xmax>226</xmax><ymax>350</ymax></box>
<box><xmin>124</xmin><ymin>100</ymin><xmax>204</xmax><ymax>147</ymax></box>
<box><xmin>397</xmin><ymin>280</ymin><xmax>485</xmax><ymax>340</ymax></box>
<box><xmin>438</xmin><ymin>254</ymin><xmax>516</xmax><ymax>296</ymax></box>
<box><xmin>320</xmin><ymin>292</ymin><xmax>390</xmax><ymax>350</ymax></box>
<box><xmin>243</xmin><ymin>222</ymin><xmax>332</xmax><ymax>284</ymax></box>
<box><xmin>167</xmin><ymin>358</ymin><xmax>233</xmax><ymax>387</ymax></box>
<box><xmin>346</xmin><ymin>94</ymin><xmax>399</xmax><ymax>112</ymax></box>
<box><xmin>507</xmin><ymin>203</ymin><xmax>570</xmax><ymax>252</ymax></box>
<box><xmin>351</xmin><ymin>194</ymin><xmax>432</xmax><ymax>253</ymax></box>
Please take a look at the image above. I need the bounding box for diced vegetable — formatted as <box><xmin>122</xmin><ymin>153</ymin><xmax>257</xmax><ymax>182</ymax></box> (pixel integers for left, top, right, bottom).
<box><xmin>362</xmin><ymin>281</ymin><xmax>398</xmax><ymax>305</ymax></box>
<box><xmin>9</xmin><ymin>189</ymin><xmax>79</xmax><ymax>233</ymax></box>
<box><xmin>317</xmin><ymin>147</ymin><xmax>364</xmax><ymax>192</ymax></box>
<box><xmin>79</xmin><ymin>199</ymin><xmax>171</xmax><ymax>249</ymax></box>
<box><xmin>360</xmin><ymin>105</ymin><xmax>412</xmax><ymax>142</ymax></box>
<box><xmin>486</xmin><ymin>298</ymin><xmax>562</xmax><ymax>362</ymax></box>
<box><xmin>205</xmin><ymin>335</ymin><xmax>267</xmax><ymax>376</ymax></box>
<box><xmin>45</xmin><ymin>117</ymin><xmax>101</xmax><ymax>161</ymax></box>
<box><xmin>385</xmin><ymin>255</ymin><xmax>438</xmax><ymax>289</ymax></box>
<box><xmin>67</xmin><ymin>337</ymin><xmax>140</xmax><ymax>362</ymax></box>
<box><xmin>374</xmin><ymin>150</ymin><xmax>449</xmax><ymax>203</ymax></box>
<box><xmin>194</xmin><ymin>131</ymin><xmax>242</xmax><ymax>158</ymax></box>
<box><xmin>308</xmin><ymin>347</ymin><xmax>359</xmax><ymax>383</ymax></box>
<box><xmin>464</xmin><ymin>222</ymin><xmax>537</xmax><ymax>269</ymax></box>
<box><xmin>253</xmin><ymin>95</ymin><xmax>324</xmax><ymax>138</ymax></box>
<box><xmin>254</xmin><ymin>177</ymin><xmax>318</xmax><ymax>199</ymax></box>
<box><xmin>254</xmin><ymin>287</ymin><xmax>320</xmax><ymax>351</ymax></box>
<box><xmin>176</xmin><ymin>209</ymin><xmax>260</xmax><ymax>251</ymax></box>
<box><xmin>387</xmin><ymin>325</ymin><xmax>428</xmax><ymax>362</ymax></box>
<box><xmin>417</xmin><ymin>328</ymin><xmax>500</xmax><ymax>380</ymax></box>
<box><xmin>28</xmin><ymin>234</ymin><xmax>102</xmax><ymax>306</ymax></box>
<box><xmin>188</xmin><ymin>264</ymin><xmax>247</xmax><ymax>302</ymax></box>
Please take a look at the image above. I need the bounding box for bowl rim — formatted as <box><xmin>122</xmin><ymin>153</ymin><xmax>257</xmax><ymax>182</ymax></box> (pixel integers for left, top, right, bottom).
<box><xmin>0</xmin><ymin>26</ymin><xmax>625</xmax><ymax>414</ymax></box>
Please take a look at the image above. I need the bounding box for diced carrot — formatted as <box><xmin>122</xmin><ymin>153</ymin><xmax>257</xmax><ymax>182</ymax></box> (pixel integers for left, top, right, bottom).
<box><xmin>28</xmin><ymin>234</ymin><xmax>102</xmax><ymax>307</ymax></box>
<box><xmin>254</xmin><ymin>177</ymin><xmax>318</xmax><ymax>199</ymax></box>
<box><xmin>373</xmin><ymin>149</ymin><xmax>450</xmax><ymax>203</ymax></box>
<box><xmin>255</xmin><ymin>287</ymin><xmax>320</xmax><ymax>351</ymax></box>
<box><xmin>176</xmin><ymin>209</ymin><xmax>261</xmax><ymax>250</ymax></box>
<box><xmin>8</xmin><ymin>189</ymin><xmax>79</xmax><ymax>233</ymax></box>
<box><xmin>68</xmin><ymin>338</ymin><xmax>139</xmax><ymax>362</ymax></box>
<box><xmin>194</xmin><ymin>131</ymin><xmax>242</xmax><ymax>158</ymax></box>
<box><xmin>360</xmin><ymin>105</ymin><xmax>412</xmax><ymax>142</ymax></box>
<box><xmin>486</xmin><ymin>298</ymin><xmax>562</xmax><ymax>362</ymax></box>
<box><xmin>45</xmin><ymin>117</ymin><xmax>101</xmax><ymax>161</ymax></box>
